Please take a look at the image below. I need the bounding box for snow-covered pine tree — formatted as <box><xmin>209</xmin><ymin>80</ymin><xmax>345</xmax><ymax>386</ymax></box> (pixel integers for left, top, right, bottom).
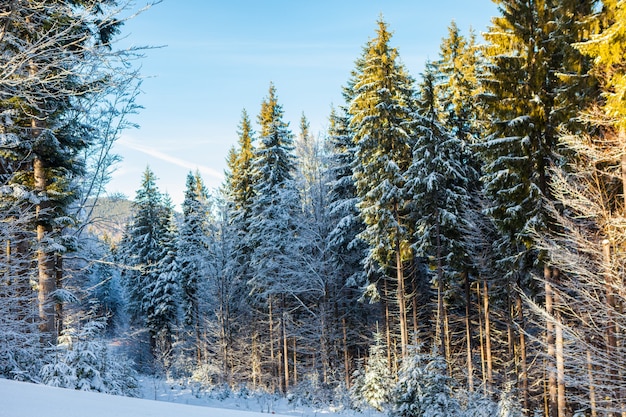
<box><xmin>355</xmin><ymin>331</ymin><xmax>393</xmax><ymax>412</ymax></box>
<box><xmin>0</xmin><ymin>0</ymin><xmax>139</xmax><ymax>344</ymax></box>
<box><xmin>405</xmin><ymin>62</ymin><xmax>475</xmax><ymax>367</ymax></box>
<box><xmin>119</xmin><ymin>167</ymin><xmax>173</xmax><ymax>367</ymax></box>
<box><xmin>326</xmin><ymin>105</ymin><xmax>376</xmax><ymax>386</ymax></box>
<box><xmin>88</xmin><ymin>238</ymin><xmax>126</xmax><ymax>336</ymax></box>
<box><xmin>145</xmin><ymin>194</ymin><xmax>179</xmax><ymax>367</ymax></box>
<box><xmin>177</xmin><ymin>171</ymin><xmax>210</xmax><ymax>361</ymax></box>
<box><xmin>349</xmin><ymin>18</ymin><xmax>416</xmax><ymax>360</ymax></box>
<box><xmin>246</xmin><ymin>83</ymin><xmax>303</xmax><ymax>392</ymax></box>
<box><xmin>479</xmin><ymin>1</ymin><xmax>599</xmax><ymax>413</ymax></box>
<box><xmin>0</xmin><ymin>199</ymin><xmax>42</xmax><ymax>380</ymax></box>
<box><xmin>431</xmin><ymin>22</ymin><xmax>484</xmax><ymax>391</ymax></box>
<box><xmin>40</xmin><ymin>318</ymin><xmax>139</xmax><ymax>397</ymax></box>
<box><xmin>390</xmin><ymin>349</ymin><xmax>461</xmax><ymax>417</ymax></box>
<box><xmin>227</xmin><ymin>109</ymin><xmax>257</xmax><ymax>282</ymax></box>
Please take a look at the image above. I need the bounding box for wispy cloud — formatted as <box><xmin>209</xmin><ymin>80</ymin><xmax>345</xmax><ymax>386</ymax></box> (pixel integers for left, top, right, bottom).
<box><xmin>118</xmin><ymin>137</ymin><xmax>224</xmax><ymax>181</ymax></box>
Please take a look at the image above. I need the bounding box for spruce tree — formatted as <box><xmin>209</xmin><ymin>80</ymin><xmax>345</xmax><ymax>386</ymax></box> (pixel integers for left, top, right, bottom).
<box><xmin>177</xmin><ymin>171</ymin><xmax>210</xmax><ymax>361</ymax></box>
<box><xmin>349</xmin><ymin>18</ymin><xmax>416</xmax><ymax>359</ymax></box>
<box><xmin>406</xmin><ymin>63</ymin><xmax>475</xmax><ymax>360</ymax></box>
<box><xmin>326</xmin><ymin>106</ymin><xmax>374</xmax><ymax>385</ymax></box>
<box><xmin>390</xmin><ymin>350</ymin><xmax>461</xmax><ymax>417</ymax></box>
<box><xmin>145</xmin><ymin>195</ymin><xmax>179</xmax><ymax>363</ymax></box>
<box><xmin>479</xmin><ymin>1</ymin><xmax>598</xmax><ymax>414</ymax></box>
<box><xmin>356</xmin><ymin>332</ymin><xmax>393</xmax><ymax>412</ymax></box>
<box><xmin>120</xmin><ymin>167</ymin><xmax>175</xmax><ymax>365</ymax></box>
<box><xmin>246</xmin><ymin>83</ymin><xmax>303</xmax><ymax>391</ymax></box>
<box><xmin>226</xmin><ymin>109</ymin><xmax>257</xmax><ymax>295</ymax></box>
<box><xmin>0</xmin><ymin>0</ymin><xmax>133</xmax><ymax>343</ymax></box>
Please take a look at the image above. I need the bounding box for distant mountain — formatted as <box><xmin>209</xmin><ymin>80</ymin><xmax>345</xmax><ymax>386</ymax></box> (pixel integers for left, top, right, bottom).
<box><xmin>83</xmin><ymin>196</ymin><xmax>134</xmax><ymax>242</ymax></box>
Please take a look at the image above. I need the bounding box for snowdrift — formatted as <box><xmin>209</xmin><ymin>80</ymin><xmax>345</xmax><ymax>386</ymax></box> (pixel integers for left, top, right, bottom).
<box><xmin>0</xmin><ymin>378</ymin><xmax>288</xmax><ymax>417</ymax></box>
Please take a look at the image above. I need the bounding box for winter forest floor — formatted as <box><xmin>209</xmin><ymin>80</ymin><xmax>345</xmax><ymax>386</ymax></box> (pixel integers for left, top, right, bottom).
<box><xmin>0</xmin><ymin>377</ymin><xmax>384</xmax><ymax>417</ymax></box>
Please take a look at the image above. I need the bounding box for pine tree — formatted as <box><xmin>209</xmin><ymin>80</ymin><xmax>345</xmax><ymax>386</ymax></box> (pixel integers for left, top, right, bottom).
<box><xmin>435</xmin><ymin>21</ymin><xmax>481</xmax><ymax>145</ymax></box>
<box><xmin>431</xmin><ymin>23</ymin><xmax>484</xmax><ymax>391</ymax></box>
<box><xmin>349</xmin><ymin>18</ymin><xmax>416</xmax><ymax>359</ymax></box>
<box><xmin>246</xmin><ymin>83</ymin><xmax>303</xmax><ymax>392</ymax></box>
<box><xmin>479</xmin><ymin>1</ymin><xmax>598</xmax><ymax>413</ymax></box>
<box><xmin>119</xmin><ymin>167</ymin><xmax>175</xmax><ymax>366</ymax></box>
<box><xmin>531</xmin><ymin>3</ymin><xmax>626</xmax><ymax>414</ymax></box>
<box><xmin>177</xmin><ymin>171</ymin><xmax>210</xmax><ymax>361</ymax></box>
<box><xmin>390</xmin><ymin>349</ymin><xmax>461</xmax><ymax>417</ymax></box>
<box><xmin>225</xmin><ymin>109</ymin><xmax>257</xmax><ymax>312</ymax></box>
<box><xmin>145</xmin><ymin>195</ymin><xmax>179</xmax><ymax>364</ymax></box>
<box><xmin>406</xmin><ymin>63</ymin><xmax>475</xmax><ymax>362</ymax></box>
<box><xmin>326</xmin><ymin>106</ymin><xmax>374</xmax><ymax>386</ymax></box>
<box><xmin>356</xmin><ymin>332</ymin><xmax>393</xmax><ymax>412</ymax></box>
<box><xmin>0</xmin><ymin>0</ymin><xmax>134</xmax><ymax>343</ymax></box>
<box><xmin>40</xmin><ymin>318</ymin><xmax>139</xmax><ymax>396</ymax></box>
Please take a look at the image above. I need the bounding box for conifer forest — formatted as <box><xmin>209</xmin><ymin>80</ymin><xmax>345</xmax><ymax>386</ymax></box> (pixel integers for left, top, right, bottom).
<box><xmin>2</xmin><ymin>1</ymin><xmax>626</xmax><ymax>416</ymax></box>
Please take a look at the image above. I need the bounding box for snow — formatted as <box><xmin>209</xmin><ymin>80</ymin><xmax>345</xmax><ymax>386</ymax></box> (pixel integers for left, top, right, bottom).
<box><xmin>0</xmin><ymin>378</ymin><xmax>287</xmax><ymax>417</ymax></box>
<box><xmin>0</xmin><ymin>377</ymin><xmax>373</xmax><ymax>417</ymax></box>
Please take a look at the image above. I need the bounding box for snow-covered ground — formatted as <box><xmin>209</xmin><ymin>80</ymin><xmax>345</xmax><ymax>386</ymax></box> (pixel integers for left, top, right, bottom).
<box><xmin>0</xmin><ymin>377</ymin><xmax>382</xmax><ymax>417</ymax></box>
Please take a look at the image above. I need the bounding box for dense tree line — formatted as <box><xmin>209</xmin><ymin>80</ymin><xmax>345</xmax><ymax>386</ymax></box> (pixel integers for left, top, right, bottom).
<box><xmin>2</xmin><ymin>1</ymin><xmax>626</xmax><ymax>416</ymax></box>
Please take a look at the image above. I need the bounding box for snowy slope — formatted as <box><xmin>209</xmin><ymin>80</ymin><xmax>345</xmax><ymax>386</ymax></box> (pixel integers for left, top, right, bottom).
<box><xmin>0</xmin><ymin>378</ymin><xmax>291</xmax><ymax>417</ymax></box>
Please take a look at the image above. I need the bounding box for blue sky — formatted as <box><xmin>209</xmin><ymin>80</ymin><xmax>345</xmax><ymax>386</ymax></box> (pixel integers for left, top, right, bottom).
<box><xmin>107</xmin><ymin>0</ymin><xmax>499</xmax><ymax>208</ymax></box>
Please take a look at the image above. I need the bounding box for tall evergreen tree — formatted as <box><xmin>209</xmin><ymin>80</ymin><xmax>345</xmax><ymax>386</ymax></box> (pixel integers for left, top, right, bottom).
<box><xmin>326</xmin><ymin>106</ymin><xmax>374</xmax><ymax>386</ymax></box>
<box><xmin>226</xmin><ymin>109</ymin><xmax>257</xmax><ymax>295</ymax></box>
<box><xmin>0</xmin><ymin>0</ymin><xmax>127</xmax><ymax>343</ymax></box>
<box><xmin>431</xmin><ymin>23</ymin><xmax>484</xmax><ymax>390</ymax></box>
<box><xmin>246</xmin><ymin>83</ymin><xmax>303</xmax><ymax>392</ymax></box>
<box><xmin>145</xmin><ymin>195</ymin><xmax>179</xmax><ymax>364</ymax></box>
<box><xmin>177</xmin><ymin>171</ymin><xmax>210</xmax><ymax>361</ymax></box>
<box><xmin>406</xmin><ymin>63</ymin><xmax>475</xmax><ymax>361</ymax></box>
<box><xmin>349</xmin><ymin>19</ymin><xmax>416</xmax><ymax>359</ymax></box>
<box><xmin>119</xmin><ymin>167</ymin><xmax>173</xmax><ymax>364</ymax></box>
<box><xmin>479</xmin><ymin>1</ymin><xmax>598</xmax><ymax>414</ymax></box>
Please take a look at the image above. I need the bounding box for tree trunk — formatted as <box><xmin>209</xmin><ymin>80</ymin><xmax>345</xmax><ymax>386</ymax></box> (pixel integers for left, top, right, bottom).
<box><xmin>252</xmin><ymin>330</ymin><xmax>259</xmax><ymax>390</ymax></box>
<box><xmin>436</xmin><ymin>221</ymin><xmax>445</xmax><ymax>358</ymax></box>
<box><xmin>555</xmin><ymin>307</ymin><xmax>566</xmax><ymax>417</ymax></box>
<box><xmin>483</xmin><ymin>279</ymin><xmax>493</xmax><ymax>390</ymax></box>
<box><xmin>545</xmin><ymin>265</ymin><xmax>557</xmax><ymax>417</ymax></box>
<box><xmin>516</xmin><ymin>290</ymin><xmax>529</xmax><ymax>412</ymax></box>
<box><xmin>55</xmin><ymin>254</ymin><xmax>63</xmax><ymax>335</ymax></box>
<box><xmin>444</xmin><ymin>304</ymin><xmax>452</xmax><ymax>376</ymax></box>
<box><xmin>586</xmin><ymin>347</ymin><xmax>597</xmax><ymax>417</ymax></box>
<box><xmin>412</xmin><ymin>279</ymin><xmax>419</xmax><ymax>346</ymax></box>
<box><xmin>268</xmin><ymin>297</ymin><xmax>275</xmax><ymax>392</ymax></box>
<box><xmin>553</xmin><ymin>269</ymin><xmax>566</xmax><ymax>417</ymax></box>
<box><xmin>463</xmin><ymin>271</ymin><xmax>474</xmax><ymax>391</ymax></box>
<box><xmin>282</xmin><ymin>312</ymin><xmax>289</xmax><ymax>393</ymax></box>
<box><xmin>342</xmin><ymin>318</ymin><xmax>350</xmax><ymax>388</ymax></box>
<box><xmin>292</xmin><ymin>337</ymin><xmax>297</xmax><ymax>387</ymax></box>
<box><xmin>602</xmin><ymin>239</ymin><xmax>618</xmax><ymax>411</ymax></box>
<box><xmin>35</xmin><ymin>155</ymin><xmax>57</xmax><ymax>344</ymax></box>
<box><xmin>476</xmin><ymin>280</ymin><xmax>487</xmax><ymax>395</ymax></box>
<box><xmin>383</xmin><ymin>279</ymin><xmax>392</xmax><ymax>368</ymax></box>
<box><xmin>394</xmin><ymin>204</ymin><xmax>408</xmax><ymax>359</ymax></box>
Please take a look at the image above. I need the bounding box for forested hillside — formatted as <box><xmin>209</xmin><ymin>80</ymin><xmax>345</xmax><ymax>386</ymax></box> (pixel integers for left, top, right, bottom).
<box><xmin>85</xmin><ymin>196</ymin><xmax>135</xmax><ymax>242</ymax></box>
<box><xmin>1</xmin><ymin>1</ymin><xmax>626</xmax><ymax>417</ymax></box>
